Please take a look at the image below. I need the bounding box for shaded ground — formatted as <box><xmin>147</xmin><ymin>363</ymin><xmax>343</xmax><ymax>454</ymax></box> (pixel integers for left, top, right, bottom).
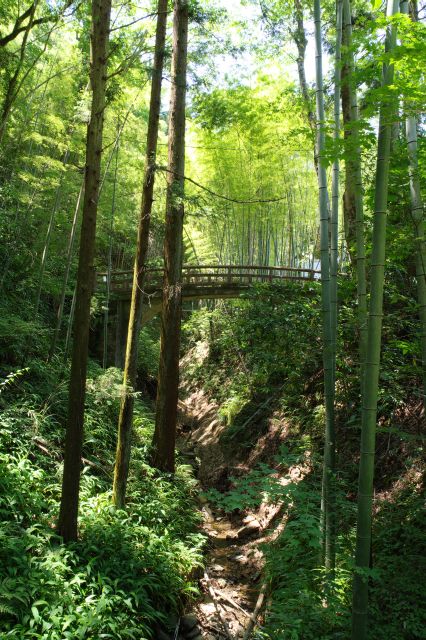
<box><xmin>177</xmin><ymin>387</ymin><xmax>306</xmax><ymax>639</ymax></box>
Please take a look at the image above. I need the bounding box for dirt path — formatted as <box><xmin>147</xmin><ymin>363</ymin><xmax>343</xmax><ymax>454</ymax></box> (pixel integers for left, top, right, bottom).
<box><xmin>178</xmin><ymin>390</ymin><xmax>273</xmax><ymax>639</ymax></box>
<box><xmin>175</xmin><ymin>382</ymin><xmax>309</xmax><ymax>640</ymax></box>
<box><xmin>194</xmin><ymin>506</ymin><xmax>262</xmax><ymax>639</ymax></box>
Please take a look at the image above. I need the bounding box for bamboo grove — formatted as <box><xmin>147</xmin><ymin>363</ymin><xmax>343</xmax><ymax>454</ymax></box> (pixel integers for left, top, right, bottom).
<box><xmin>0</xmin><ymin>0</ymin><xmax>425</xmax><ymax>638</ymax></box>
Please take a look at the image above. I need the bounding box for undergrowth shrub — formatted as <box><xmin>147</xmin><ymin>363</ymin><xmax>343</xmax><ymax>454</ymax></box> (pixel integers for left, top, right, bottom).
<box><xmin>369</xmin><ymin>485</ymin><xmax>426</xmax><ymax>640</ymax></box>
<box><xmin>182</xmin><ymin>282</ymin><xmax>322</xmax><ymax>433</ymax></box>
<box><xmin>0</xmin><ymin>304</ymin><xmax>50</xmax><ymax>364</ymax></box>
<box><xmin>207</xmin><ymin>442</ymin><xmax>425</xmax><ymax>639</ymax></box>
<box><xmin>0</xmin><ymin>359</ymin><xmax>205</xmax><ymax>639</ymax></box>
<box><xmin>179</xmin><ymin>280</ymin><xmax>424</xmax><ymax>639</ymax></box>
<box><xmin>137</xmin><ymin>324</ymin><xmax>161</xmax><ymax>381</ymax></box>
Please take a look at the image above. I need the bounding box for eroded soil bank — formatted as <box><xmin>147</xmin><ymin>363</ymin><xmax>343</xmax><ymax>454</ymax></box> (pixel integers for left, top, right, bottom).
<box><xmin>173</xmin><ymin>386</ymin><xmax>306</xmax><ymax>640</ymax></box>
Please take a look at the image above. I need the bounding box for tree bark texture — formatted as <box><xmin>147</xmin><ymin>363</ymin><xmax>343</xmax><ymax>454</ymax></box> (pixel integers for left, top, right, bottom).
<box><xmin>341</xmin><ymin>7</ymin><xmax>356</xmax><ymax>258</ymax></box>
<box><xmin>151</xmin><ymin>0</ymin><xmax>189</xmax><ymax>473</ymax></box>
<box><xmin>57</xmin><ymin>0</ymin><xmax>111</xmax><ymax>542</ymax></box>
<box><xmin>342</xmin><ymin>0</ymin><xmax>368</xmax><ymax>389</ymax></box>
<box><xmin>293</xmin><ymin>0</ymin><xmax>317</xmax><ymax>172</ymax></box>
<box><xmin>113</xmin><ymin>0</ymin><xmax>168</xmax><ymax>508</ymax></box>
<box><xmin>331</xmin><ymin>0</ymin><xmax>343</xmax><ymax>387</ymax></box>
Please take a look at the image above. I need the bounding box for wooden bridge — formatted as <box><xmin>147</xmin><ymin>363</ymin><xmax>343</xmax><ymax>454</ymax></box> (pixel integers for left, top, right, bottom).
<box><xmin>97</xmin><ymin>264</ymin><xmax>320</xmax><ymax>302</ymax></box>
<box><xmin>97</xmin><ymin>264</ymin><xmax>320</xmax><ymax>368</ymax></box>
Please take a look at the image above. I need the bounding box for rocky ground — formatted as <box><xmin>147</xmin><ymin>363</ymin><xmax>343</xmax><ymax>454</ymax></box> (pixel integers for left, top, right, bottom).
<box><xmin>156</xmin><ymin>386</ymin><xmax>306</xmax><ymax>640</ymax></box>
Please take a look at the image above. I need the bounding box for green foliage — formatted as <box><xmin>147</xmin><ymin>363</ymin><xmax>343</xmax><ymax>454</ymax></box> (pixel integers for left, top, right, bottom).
<box><xmin>186</xmin><ymin>71</ymin><xmax>318</xmax><ymax>269</ymax></box>
<box><xmin>207</xmin><ymin>445</ymin><xmax>354</xmax><ymax>639</ymax></box>
<box><xmin>0</xmin><ymin>2</ymin><xmax>425</xmax><ymax>639</ymax></box>
<box><xmin>218</xmin><ymin>393</ymin><xmax>249</xmax><ymax>426</ymax></box>
<box><xmin>137</xmin><ymin>324</ymin><xmax>161</xmax><ymax>381</ymax></box>
<box><xmin>183</xmin><ymin>281</ymin><xmax>322</xmax><ymax>407</ymax></box>
<box><xmin>0</xmin><ymin>360</ymin><xmax>205</xmax><ymax>639</ymax></box>
<box><xmin>207</xmin><ymin>443</ymin><xmax>425</xmax><ymax>639</ymax></box>
<box><xmin>0</xmin><ymin>367</ymin><xmax>29</xmax><ymax>395</ymax></box>
<box><xmin>0</xmin><ymin>303</ymin><xmax>50</xmax><ymax>363</ymax></box>
<box><xmin>184</xmin><ymin>275</ymin><xmax>424</xmax><ymax>639</ymax></box>
<box><xmin>368</xmin><ymin>487</ymin><xmax>426</xmax><ymax>640</ymax></box>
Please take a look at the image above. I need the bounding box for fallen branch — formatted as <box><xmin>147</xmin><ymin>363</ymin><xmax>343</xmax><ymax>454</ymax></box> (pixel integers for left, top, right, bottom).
<box><xmin>242</xmin><ymin>582</ymin><xmax>267</xmax><ymax>640</ymax></box>
<box><xmin>32</xmin><ymin>436</ymin><xmax>112</xmax><ymax>477</ymax></box>
<box><xmin>228</xmin><ymin>386</ymin><xmax>285</xmax><ymax>439</ymax></box>
<box><xmin>215</xmin><ymin>590</ymin><xmax>250</xmax><ymax>618</ymax></box>
<box><xmin>203</xmin><ymin>571</ymin><xmax>234</xmax><ymax>640</ymax></box>
<box><xmin>202</xmin><ymin>622</ymin><xmax>228</xmax><ymax>638</ymax></box>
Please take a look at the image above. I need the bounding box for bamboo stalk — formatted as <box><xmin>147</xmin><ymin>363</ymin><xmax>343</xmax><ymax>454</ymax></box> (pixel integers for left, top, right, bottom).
<box><xmin>314</xmin><ymin>0</ymin><xmax>336</xmax><ymax>573</ymax></box>
<box><xmin>351</xmin><ymin>2</ymin><xmax>398</xmax><ymax>636</ymax></box>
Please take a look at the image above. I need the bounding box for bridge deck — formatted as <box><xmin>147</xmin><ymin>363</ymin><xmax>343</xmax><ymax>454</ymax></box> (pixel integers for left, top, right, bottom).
<box><xmin>97</xmin><ymin>264</ymin><xmax>320</xmax><ymax>299</ymax></box>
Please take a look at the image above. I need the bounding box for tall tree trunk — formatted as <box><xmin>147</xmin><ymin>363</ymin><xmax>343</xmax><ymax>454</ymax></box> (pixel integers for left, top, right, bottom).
<box><xmin>409</xmin><ymin>0</ymin><xmax>418</xmax><ymax>19</ymax></box>
<box><xmin>342</xmin><ymin>0</ymin><xmax>368</xmax><ymax>389</ymax></box>
<box><xmin>400</xmin><ymin>0</ymin><xmax>426</xmax><ymax>409</ymax></box>
<box><xmin>151</xmin><ymin>0</ymin><xmax>189</xmax><ymax>473</ymax></box>
<box><xmin>341</xmin><ymin>8</ymin><xmax>356</xmax><ymax>257</ymax></box>
<box><xmin>331</xmin><ymin>0</ymin><xmax>343</xmax><ymax>384</ymax></box>
<box><xmin>351</xmin><ymin>1</ymin><xmax>398</xmax><ymax>636</ymax></box>
<box><xmin>328</xmin><ymin>10</ymin><xmax>343</xmax><ymax>576</ymax></box>
<box><xmin>112</xmin><ymin>0</ymin><xmax>168</xmax><ymax>507</ymax></box>
<box><xmin>314</xmin><ymin>0</ymin><xmax>336</xmax><ymax>573</ymax></box>
<box><xmin>57</xmin><ymin>0</ymin><xmax>111</xmax><ymax>542</ymax></box>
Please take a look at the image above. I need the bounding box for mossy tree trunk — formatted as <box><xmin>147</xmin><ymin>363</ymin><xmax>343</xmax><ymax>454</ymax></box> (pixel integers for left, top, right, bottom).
<box><xmin>112</xmin><ymin>0</ymin><xmax>168</xmax><ymax>507</ymax></box>
<box><xmin>57</xmin><ymin>0</ymin><xmax>111</xmax><ymax>543</ymax></box>
<box><xmin>151</xmin><ymin>0</ymin><xmax>189</xmax><ymax>473</ymax></box>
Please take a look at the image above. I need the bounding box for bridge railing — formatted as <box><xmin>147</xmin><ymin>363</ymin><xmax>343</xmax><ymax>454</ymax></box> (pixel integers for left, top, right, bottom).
<box><xmin>96</xmin><ymin>264</ymin><xmax>320</xmax><ymax>294</ymax></box>
<box><xmin>179</xmin><ymin>264</ymin><xmax>319</xmax><ymax>284</ymax></box>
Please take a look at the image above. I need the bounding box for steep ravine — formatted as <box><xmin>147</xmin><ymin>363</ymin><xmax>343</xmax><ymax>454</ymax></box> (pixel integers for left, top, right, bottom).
<box><xmin>166</xmin><ymin>386</ymin><xmax>306</xmax><ymax>640</ymax></box>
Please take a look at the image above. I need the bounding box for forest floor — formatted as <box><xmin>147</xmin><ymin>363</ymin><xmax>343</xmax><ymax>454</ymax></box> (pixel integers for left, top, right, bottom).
<box><xmin>177</xmin><ymin>386</ymin><xmax>307</xmax><ymax>640</ymax></box>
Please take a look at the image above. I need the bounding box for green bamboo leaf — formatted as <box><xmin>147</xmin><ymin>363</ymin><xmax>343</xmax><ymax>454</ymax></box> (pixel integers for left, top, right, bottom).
<box><xmin>31</xmin><ymin>605</ymin><xmax>40</xmax><ymax>622</ymax></box>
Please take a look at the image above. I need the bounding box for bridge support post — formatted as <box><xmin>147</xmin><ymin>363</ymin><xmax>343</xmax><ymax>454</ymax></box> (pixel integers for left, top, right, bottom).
<box><xmin>101</xmin><ymin>299</ymin><xmax>162</xmax><ymax>370</ymax></box>
<box><xmin>115</xmin><ymin>299</ymin><xmax>131</xmax><ymax>369</ymax></box>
